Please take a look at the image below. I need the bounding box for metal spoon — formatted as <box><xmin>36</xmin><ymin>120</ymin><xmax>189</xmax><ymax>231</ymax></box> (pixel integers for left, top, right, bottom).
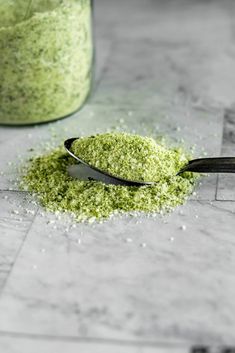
<box><xmin>64</xmin><ymin>137</ymin><xmax>235</xmax><ymax>186</ymax></box>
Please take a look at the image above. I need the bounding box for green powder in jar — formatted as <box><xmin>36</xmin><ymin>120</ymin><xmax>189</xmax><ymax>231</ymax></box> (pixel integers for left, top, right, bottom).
<box><xmin>21</xmin><ymin>132</ymin><xmax>199</xmax><ymax>222</ymax></box>
<box><xmin>0</xmin><ymin>0</ymin><xmax>92</xmax><ymax>125</ymax></box>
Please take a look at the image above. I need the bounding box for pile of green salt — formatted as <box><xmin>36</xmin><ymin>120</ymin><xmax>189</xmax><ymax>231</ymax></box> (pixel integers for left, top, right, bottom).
<box><xmin>21</xmin><ymin>132</ymin><xmax>199</xmax><ymax>222</ymax></box>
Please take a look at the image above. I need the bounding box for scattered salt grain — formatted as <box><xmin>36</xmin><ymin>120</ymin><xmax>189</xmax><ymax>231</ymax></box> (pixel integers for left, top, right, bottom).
<box><xmin>126</xmin><ymin>238</ymin><xmax>133</xmax><ymax>243</ymax></box>
<box><xmin>140</xmin><ymin>243</ymin><xmax>147</xmax><ymax>248</ymax></box>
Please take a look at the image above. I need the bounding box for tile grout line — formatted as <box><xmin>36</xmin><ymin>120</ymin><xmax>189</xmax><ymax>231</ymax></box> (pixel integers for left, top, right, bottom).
<box><xmin>93</xmin><ymin>36</ymin><xmax>117</xmax><ymax>94</ymax></box>
<box><xmin>215</xmin><ymin>108</ymin><xmax>226</xmax><ymax>201</ymax></box>
<box><xmin>0</xmin><ymin>189</ymin><xmax>226</xmax><ymax>203</ymax></box>
<box><xmin>215</xmin><ymin>108</ymin><xmax>235</xmax><ymax>201</ymax></box>
<box><xmin>215</xmin><ymin>174</ymin><xmax>219</xmax><ymax>201</ymax></box>
<box><xmin>0</xmin><ymin>190</ymin><xmax>29</xmax><ymax>193</ymax></box>
<box><xmin>0</xmin><ymin>329</ymin><xmax>189</xmax><ymax>348</ymax></box>
<box><xmin>0</xmin><ymin>207</ymin><xmax>39</xmax><ymax>298</ymax></box>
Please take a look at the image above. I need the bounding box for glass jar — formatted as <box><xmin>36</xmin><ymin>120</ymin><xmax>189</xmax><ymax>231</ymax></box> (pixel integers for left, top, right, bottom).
<box><xmin>0</xmin><ymin>0</ymin><xmax>93</xmax><ymax>125</ymax></box>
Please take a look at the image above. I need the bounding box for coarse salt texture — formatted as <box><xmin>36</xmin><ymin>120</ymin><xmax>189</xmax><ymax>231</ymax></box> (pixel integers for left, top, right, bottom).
<box><xmin>0</xmin><ymin>0</ymin><xmax>92</xmax><ymax>124</ymax></box>
<box><xmin>21</xmin><ymin>132</ymin><xmax>199</xmax><ymax>222</ymax></box>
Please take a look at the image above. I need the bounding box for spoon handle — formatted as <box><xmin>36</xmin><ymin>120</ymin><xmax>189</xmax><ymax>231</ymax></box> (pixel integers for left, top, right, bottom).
<box><xmin>178</xmin><ymin>157</ymin><xmax>235</xmax><ymax>174</ymax></box>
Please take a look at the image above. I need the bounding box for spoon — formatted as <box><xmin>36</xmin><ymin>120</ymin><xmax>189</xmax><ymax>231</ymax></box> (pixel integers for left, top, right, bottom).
<box><xmin>64</xmin><ymin>137</ymin><xmax>235</xmax><ymax>186</ymax></box>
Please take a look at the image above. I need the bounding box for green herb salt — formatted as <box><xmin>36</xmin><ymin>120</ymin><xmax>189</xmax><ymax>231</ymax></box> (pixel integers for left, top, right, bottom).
<box><xmin>21</xmin><ymin>132</ymin><xmax>199</xmax><ymax>222</ymax></box>
<box><xmin>72</xmin><ymin>133</ymin><xmax>189</xmax><ymax>182</ymax></box>
<box><xmin>0</xmin><ymin>0</ymin><xmax>92</xmax><ymax>125</ymax></box>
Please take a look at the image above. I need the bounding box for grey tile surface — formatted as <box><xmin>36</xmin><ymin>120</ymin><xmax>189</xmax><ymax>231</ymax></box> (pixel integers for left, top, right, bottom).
<box><xmin>0</xmin><ymin>201</ymin><xmax>235</xmax><ymax>345</ymax></box>
<box><xmin>1</xmin><ymin>0</ymin><xmax>235</xmax><ymax>352</ymax></box>
<box><xmin>0</xmin><ymin>192</ymin><xmax>37</xmax><ymax>291</ymax></box>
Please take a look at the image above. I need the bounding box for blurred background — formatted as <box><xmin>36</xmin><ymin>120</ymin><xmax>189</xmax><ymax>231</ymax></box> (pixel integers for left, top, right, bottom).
<box><xmin>93</xmin><ymin>0</ymin><xmax>235</xmax><ymax>109</ymax></box>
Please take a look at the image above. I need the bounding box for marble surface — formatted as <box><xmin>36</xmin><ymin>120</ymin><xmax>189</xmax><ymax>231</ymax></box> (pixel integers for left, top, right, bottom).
<box><xmin>1</xmin><ymin>0</ymin><xmax>235</xmax><ymax>352</ymax></box>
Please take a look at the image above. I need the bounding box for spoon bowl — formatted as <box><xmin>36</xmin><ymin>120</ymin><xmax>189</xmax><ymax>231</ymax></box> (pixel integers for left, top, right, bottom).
<box><xmin>64</xmin><ymin>138</ymin><xmax>153</xmax><ymax>186</ymax></box>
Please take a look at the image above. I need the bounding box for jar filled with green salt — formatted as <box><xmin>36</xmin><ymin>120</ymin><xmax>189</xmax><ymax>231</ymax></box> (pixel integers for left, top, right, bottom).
<box><xmin>0</xmin><ymin>0</ymin><xmax>93</xmax><ymax>125</ymax></box>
